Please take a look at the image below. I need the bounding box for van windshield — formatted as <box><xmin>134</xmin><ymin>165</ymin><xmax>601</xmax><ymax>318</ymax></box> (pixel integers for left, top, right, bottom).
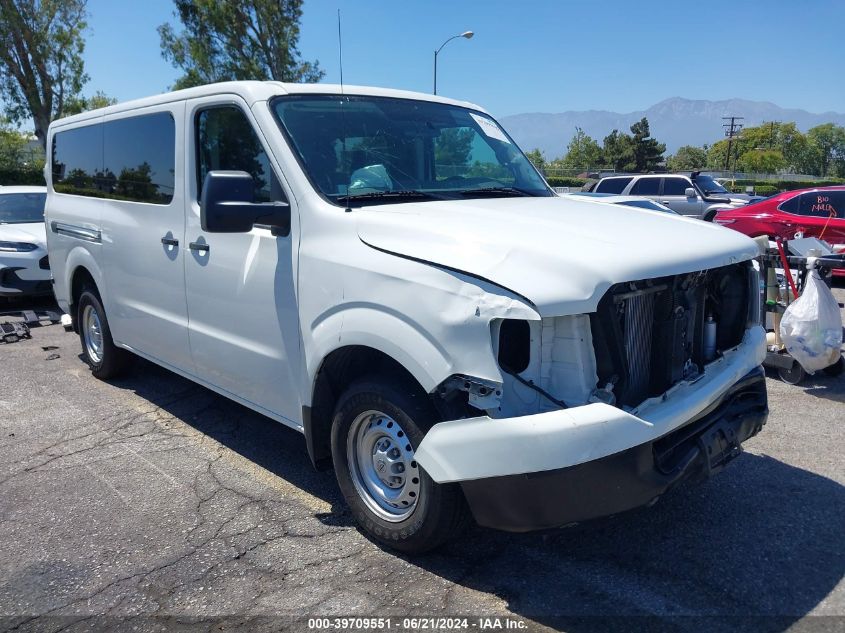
<box><xmin>271</xmin><ymin>95</ymin><xmax>551</xmax><ymax>205</ymax></box>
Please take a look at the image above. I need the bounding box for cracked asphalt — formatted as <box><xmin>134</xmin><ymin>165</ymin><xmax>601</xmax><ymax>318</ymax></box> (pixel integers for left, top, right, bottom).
<box><xmin>0</xmin><ymin>289</ymin><xmax>843</xmax><ymax>633</ymax></box>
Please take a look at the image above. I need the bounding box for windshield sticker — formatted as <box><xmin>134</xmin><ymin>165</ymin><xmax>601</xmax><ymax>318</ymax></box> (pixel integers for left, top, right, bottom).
<box><xmin>470</xmin><ymin>113</ymin><xmax>511</xmax><ymax>144</ymax></box>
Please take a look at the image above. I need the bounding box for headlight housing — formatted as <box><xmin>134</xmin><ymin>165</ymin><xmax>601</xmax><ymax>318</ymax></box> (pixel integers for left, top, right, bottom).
<box><xmin>0</xmin><ymin>241</ymin><xmax>38</xmax><ymax>252</ymax></box>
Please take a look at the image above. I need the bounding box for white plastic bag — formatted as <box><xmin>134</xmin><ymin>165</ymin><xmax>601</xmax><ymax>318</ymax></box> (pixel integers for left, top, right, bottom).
<box><xmin>780</xmin><ymin>270</ymin><xmax>843</xmax><ymax>373</ymax></box>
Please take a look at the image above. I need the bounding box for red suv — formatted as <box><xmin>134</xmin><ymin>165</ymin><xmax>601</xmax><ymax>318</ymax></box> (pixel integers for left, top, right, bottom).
<box><xmin>715</xmin><ymin>187</ymin><xmax>845</xmax><ymax>261</ymax></box>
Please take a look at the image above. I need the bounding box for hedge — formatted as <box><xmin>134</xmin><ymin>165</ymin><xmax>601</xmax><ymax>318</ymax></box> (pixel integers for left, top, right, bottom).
<box><xmin>545</xmin><ymin>176</ymin><xmax>587</xmax><ymax>188</ymax></box>
<box><xmin>0</xmin><ymin>168</ymin><xmax>45</xmax><ymax>186</ymax></box>
<box><xmin>728</xmin><ymin>178</ymin><xmax>845</xmax><ymax>192</ymax></box>
<box><xmin>730</xmin><ymin>185</ymin><xmax>778</xmax><ymax>196</ymax></box>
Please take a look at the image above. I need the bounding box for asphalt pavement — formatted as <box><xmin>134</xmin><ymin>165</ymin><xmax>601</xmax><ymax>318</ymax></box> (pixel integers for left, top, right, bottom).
<box><xmin>0</xmin><ymin>290</ymin><xmax>843</xmax><ymax>633</ymax></box>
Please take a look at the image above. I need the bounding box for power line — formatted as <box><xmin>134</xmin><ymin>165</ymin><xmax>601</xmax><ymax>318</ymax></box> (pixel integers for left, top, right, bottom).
<box><xmin>722</xmin><ymin>116</ymin><xmax>744</xmax><ymax>171</ymax></box>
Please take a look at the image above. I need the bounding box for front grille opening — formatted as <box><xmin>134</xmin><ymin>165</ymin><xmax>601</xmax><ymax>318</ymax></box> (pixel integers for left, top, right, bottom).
<box><xmin>497</xmin><ymin>319</ymin><xmax>530</xmax><ymax>374</ymax></box>
<box><xmin>591</xmin><ymin>263</ymin><xmax>751</xmax><ymax>409</ymax></box>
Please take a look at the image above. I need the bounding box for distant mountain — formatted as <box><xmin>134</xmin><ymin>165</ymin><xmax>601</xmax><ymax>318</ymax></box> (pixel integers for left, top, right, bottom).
<box><xmin>500</xmin><ymin>97</ymin><xmax>845</xmax><ymax>158</ymax></box>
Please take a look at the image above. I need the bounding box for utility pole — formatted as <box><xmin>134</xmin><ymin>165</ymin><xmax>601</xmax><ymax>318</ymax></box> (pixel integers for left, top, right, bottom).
<box><xmin>723</xmin><ymin>116</ymin><xmax>744</xmax><ymax>171</ymax></box>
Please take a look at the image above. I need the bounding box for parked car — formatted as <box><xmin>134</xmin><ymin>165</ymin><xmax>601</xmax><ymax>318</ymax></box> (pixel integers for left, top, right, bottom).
<box><xmin>593</xmin><ymin>172</ymin><xmax>755</xmax><ymax>220</ymax></box>
<box><xmin>561</xmin><ymin>192</ymin><xmax>678</xmax><ymax>213</ymax></box>
<box><xmin>715</xmin><ymin>186</ymin><xmax>845</xmax><ymax>274</ymax></box>
<box><xmin>46</xmin><ymin>81</ymin><xmax>768</xmax><ymax>553</ymax></box>
<box><xmin>0</xmin><ymin>185</ymin><xmax>50</xmax><ymax>298</ymax></box>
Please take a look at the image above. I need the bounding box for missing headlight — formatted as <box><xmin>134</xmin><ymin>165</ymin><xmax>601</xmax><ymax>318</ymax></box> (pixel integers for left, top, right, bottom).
<box><xmin>497</xmin><ymin>319</ymin><xmax>530</xmax><ymax>373</ymax></box>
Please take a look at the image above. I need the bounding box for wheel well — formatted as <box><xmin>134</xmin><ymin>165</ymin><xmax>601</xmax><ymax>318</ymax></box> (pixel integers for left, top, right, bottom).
<box><xmin>69</xmin><ymin>267</ymin><xmax>96</xmax><ymax>332</ymax></box>
<box><xmin>305</xmin><ymin>346</ymin><xmax>429</xmax><ymax>470</ymax></box>
<box><xmin>703</xmin><ymin>209</ymin><xmax>720</xmax><ymax>222</ymax></box>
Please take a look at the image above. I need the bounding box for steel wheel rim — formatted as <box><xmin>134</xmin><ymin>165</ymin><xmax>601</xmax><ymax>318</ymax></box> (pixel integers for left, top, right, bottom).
<box><xmin>82</xmin><ymin>304</ymin><xmax>104</xmax><ymax>364</ymax></box>
<box><xmin>346</xmin><ymin>409</ymin><xmax>421</xmax><ymax>522</ymax></box>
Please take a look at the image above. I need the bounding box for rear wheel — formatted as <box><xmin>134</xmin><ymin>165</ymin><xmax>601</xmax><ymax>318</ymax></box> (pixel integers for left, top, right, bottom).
<box><xmin>778</xmin><ymin>362</ymin><xmax>805</xmax><ymax>385</ymax></box>
<box><xmin>330</xmin><ymin>376</ymin><xmax>468</xmax><ymax>553</ymax></box>
<box><xmin>77</xmin><ymin>288</ymin><xmax>131</xmax><ymax>379</ymax></box>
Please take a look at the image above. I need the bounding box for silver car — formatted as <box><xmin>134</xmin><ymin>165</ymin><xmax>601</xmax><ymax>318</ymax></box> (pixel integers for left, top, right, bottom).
<box><xmin>593</xmin><ymin>173</ymin><xmax>749</xmax><ymax>221</ymax></box>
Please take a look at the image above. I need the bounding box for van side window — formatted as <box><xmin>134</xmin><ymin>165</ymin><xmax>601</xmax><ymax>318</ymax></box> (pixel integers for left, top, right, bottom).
<box><xmin>51</xmin><ymin>112</ymin><xmax>175</xmax><ymax>204</ymax></box>
<box><xmin>104</xmin><ymin>113</ymin><xmax>176</xmax><ymax>204</ymax></box>
<box><xmin>52</xmin><ymin>125</ymin><xmax>104</xmax><ymax>197</ymax></box>
<box><xmin>196</xmin><ymin>107</ymin><xmax>283</xmax><ymax>203</ymax></box>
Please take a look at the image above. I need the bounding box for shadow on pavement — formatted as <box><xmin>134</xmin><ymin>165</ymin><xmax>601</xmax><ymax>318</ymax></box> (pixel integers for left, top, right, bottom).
<box><xmin>102</xmin><ymin>357</ymin><xmax>843</xmax><ymax>627</ymax></box>
<box><xmin>109</xmin><ymin>357</ymin><xmax>346</xmax><ymax>514</ymax></box>
<box><xmin>419</xmin><ymin>452</ymin><xmax>845</xmax><ymax>628</ymax></box>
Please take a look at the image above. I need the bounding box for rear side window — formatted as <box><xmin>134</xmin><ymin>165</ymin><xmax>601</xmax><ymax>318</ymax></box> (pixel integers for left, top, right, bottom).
<box><xmin>630</xmin><ymin>178</ymin><xmax>660</xmax><ymax>195</ymax></box>
<box><xmin>196</xmin><ymin>106</ymin><xmax>283</xmax><ymax>203</ymax></box>
<box><xmin>51</xmin><ymin>112</ymin><xmax>175</xmax><ymax>204</ymax></box>
<box><xmin>797</xmin><ymin>191</ymin><xmax>844</xmax><ymax>218</ymax></box>
<box><xmin>779</xmin><ymin>193</ymin><xmax>800</xmax><ymax>214</ymax></box>
<box><xmin>52</xmin><ymin>125</ymin><xmax>104</xmax><ymax>197</ymax></box>
<box><xmin>662</xmin><ymin>177</ymin><xmax>690</xmax><ymax>196</ymax></box>
<box><xmin>595</xmin><ymin>177</ymin><xmax>632</xmax><ymax>194</ymax></box>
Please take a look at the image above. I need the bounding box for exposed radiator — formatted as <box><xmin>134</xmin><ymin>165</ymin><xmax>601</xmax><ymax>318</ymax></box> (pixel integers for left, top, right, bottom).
<box><xmin>622</xmin><ymin>292</ymin><xmax>656</xmax><ymax>404</ymax></box>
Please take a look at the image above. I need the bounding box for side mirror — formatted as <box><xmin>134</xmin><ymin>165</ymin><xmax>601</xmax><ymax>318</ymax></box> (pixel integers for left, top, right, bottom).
<box><xmin>200</xmin><ymin>170</ymin><xmax>290</xmax><ymax>236</ymax></box>
<box><xmin>684</xmin><ymin>187</ymin><xmax>697</xmax><ymax>199</ymax></box>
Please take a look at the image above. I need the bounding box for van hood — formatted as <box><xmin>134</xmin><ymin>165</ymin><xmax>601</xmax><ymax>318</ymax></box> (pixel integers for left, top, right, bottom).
<box><xmin>356</xmin><ymin>196</ymin><xmax>758</xmax><ymax>316</ymax></box>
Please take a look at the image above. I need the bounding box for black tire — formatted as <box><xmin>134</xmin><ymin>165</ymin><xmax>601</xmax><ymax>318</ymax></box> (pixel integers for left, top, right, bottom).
<box><xmin>330</xmin><ymin>376</ymin><xmax>469</xmax><ymax>553</ymax></box>
<box><xmin>703</xmin><ymin>210</ymin><xmax>718</xmax><ymax>222</ymax></box>
<box><xmin>778</xmin><ymin>362</ymin><xmax>805</xmax><ymax>385</ymax></box>
<box><xmin>76</xmin><ymin>287</ymin><xmax>131</xmax><ymax>379</ymax></box>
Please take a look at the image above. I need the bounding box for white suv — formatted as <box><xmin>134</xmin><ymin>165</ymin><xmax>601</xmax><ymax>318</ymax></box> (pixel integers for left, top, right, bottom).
<box><xmin>594</xmin><ymin>173</ymin><xmax>750</xmax><ymax>220</ymax></box>
<box><xmin>46</xmin><ymin>82</ymin><xmax>768</xmax><ymax>552</ymax></box>
<box><xmin>0</xmin><ymin>186</ymin><xmax>51</xmax><ymax>298</ymax></box>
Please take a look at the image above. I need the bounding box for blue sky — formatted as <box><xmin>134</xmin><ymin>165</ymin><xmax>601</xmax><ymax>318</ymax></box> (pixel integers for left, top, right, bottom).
<box><xmin>84</xmin><ymin>0</ymin><xmax>845</xmax><ymax>118</ymax></box>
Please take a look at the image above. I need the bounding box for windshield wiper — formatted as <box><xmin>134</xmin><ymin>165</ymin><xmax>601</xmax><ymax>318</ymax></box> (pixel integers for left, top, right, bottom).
<box><xmin>338</xmin><ymin>190</ymin><xmax>443</xmax><ymax>205</ymax></box>
<box><xmin>460</xmin><ymin>186</ymin><xmax>533</xmax><ymax>197</ymax></box>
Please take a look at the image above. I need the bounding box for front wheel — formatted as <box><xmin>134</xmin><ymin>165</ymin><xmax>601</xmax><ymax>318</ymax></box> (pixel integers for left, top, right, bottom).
<box><xmin>330</xmin><ymin>377</ymin><xmax>468</xmax><ymax>553</ymax></box>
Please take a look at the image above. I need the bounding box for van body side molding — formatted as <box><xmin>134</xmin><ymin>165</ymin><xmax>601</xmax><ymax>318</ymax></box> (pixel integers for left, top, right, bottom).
<box><xmin>50</xmin><ymin>221</ymin><xmax>102</xmax><ymax>244</ymax></box>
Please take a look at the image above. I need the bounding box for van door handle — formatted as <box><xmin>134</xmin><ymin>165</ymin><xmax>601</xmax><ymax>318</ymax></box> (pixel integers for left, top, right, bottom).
<box><xmin>189</xmin><ymin>241</ymin><xmax>209</xmax><ymax>252</ymax></box>
<box><xmin>161</xmin><ymin>236</ymin><xmax>179</xmax><ymax>246</ymax></box>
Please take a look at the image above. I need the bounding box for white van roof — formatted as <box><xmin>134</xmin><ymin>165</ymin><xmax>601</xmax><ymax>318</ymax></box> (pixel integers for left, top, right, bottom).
<box><xmin>49</xmin><ymin>80</ymin><xmax>488</xmax><ymax>129</ymax></box>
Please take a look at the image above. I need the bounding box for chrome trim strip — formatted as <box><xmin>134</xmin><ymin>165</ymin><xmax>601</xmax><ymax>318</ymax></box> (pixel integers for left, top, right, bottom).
<box><xmin>50</xmin><ymin>221</ymin><xmax>101</xmax><ymax>243</ymax></box>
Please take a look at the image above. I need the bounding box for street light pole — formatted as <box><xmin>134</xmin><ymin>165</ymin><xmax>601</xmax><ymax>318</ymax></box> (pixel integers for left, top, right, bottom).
<box><xmin>433</xmin><ymin>31</ymin><xmax>474</xmax><ymax>95</ymax></box>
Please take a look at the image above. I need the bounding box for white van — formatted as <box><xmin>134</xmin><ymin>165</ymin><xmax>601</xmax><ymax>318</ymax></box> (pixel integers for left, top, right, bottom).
<box><xmin>46</xmin><ymin>82</ymin><xmax>768</xmax><ymax>552</ymax></box>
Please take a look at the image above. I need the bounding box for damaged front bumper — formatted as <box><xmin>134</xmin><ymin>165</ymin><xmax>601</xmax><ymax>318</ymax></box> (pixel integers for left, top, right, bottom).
<box><xmin>415</xmin><ymin>326</ymin><xmax>768</xmax><ymax>532</ymax></box>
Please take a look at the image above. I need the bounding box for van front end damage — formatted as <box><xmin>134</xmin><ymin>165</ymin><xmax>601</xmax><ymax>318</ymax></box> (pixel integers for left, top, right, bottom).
<box><xmin>417</xmin><ymin>319</ymin><xmax>768</xmax><ymax>531</ymax></box>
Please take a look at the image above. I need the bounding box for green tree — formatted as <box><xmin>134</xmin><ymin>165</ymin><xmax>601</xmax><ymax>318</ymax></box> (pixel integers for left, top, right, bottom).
<box><xmin>158</xmin><ymin>0</ymin><xmax>324</xmax><ymax>89</ymax></box>
<box><xmin>0</xmin><ymin>0</ymin><xmax>89</xmax><ymax>149</ymax></box>
<box><xmin>0</xmin><ymin>116</ymin><xmax>28</xmax><ymax>168</ymax></box>
<box><xmin>805</xmin><ymin>123</ymin><xmax>845</xmax><ymax>177</ymax></box>
<box><xmin>559</xmin><ymin>127</ymin><xmax>602</xmax><ymax>171</ymax></box>
<box><xmin>706</xmin><ymin>138</ymin><xmax>733</xmax><ymax>170</ymax></box>
<box><xmin>524</xmin><ymin>148</ymin><xmax>546</xmax><ymax>172</ymax></box>
<box><xmin>737</xmin><ymin>149</ymin><xmax>786</xmax><ymax>173</ymax></box>
<box><xmin>629</xmin><ymin>117</ymin><xmax>665</xmax><ymax>172</ymax></box>
<box><xmin>666</xmin><ymin>145</ymin><xmax>707</xmax><ymax>171</ymax></box>
<box><xmin>601</xmin><ymin>129</ymin><xmax>635</xmax><ymax>172</ymax></box>
<box><xmin>64</xmin><ymin>90</ymin><xmax>117</xmax><ymax>115</ymax></box>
